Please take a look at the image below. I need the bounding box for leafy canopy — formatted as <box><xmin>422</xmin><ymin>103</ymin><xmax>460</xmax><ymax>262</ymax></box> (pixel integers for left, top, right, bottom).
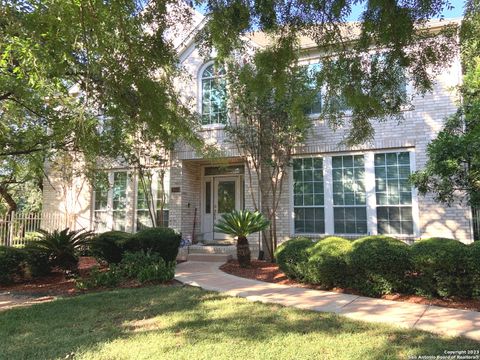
<box><xmin>411</xmin><ymin>0</ymin><xmax>480</xmax><ymax>206</ymax></box>
<box><xmin>197</xmin><ymin>0</ymin><xmax>458</xmax><ymax>144</ymax></box>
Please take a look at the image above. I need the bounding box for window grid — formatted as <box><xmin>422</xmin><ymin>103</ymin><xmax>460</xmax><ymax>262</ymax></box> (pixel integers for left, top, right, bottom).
<box><xmin>374</xmin><ymin>152</ymin><xmax>413</xmax><ymax>235</ymax></box>
<box><xmin>112</xmin><ymin>172</ymin><xmax>128</xmax><ymax>232</ymax></box>
<box><xmin>93</xmin><ymin>173</ymin><xmax>109</xmax><ymax>233</ymax></box>
<box><xmin>136</xmin><ymin>171</ymin><xmax>170</xmax><ymax>230</ymax></box>
<box><xmin>201</xmin><ymin>64</ymin><xmax>228</xmax><ymax>125</ymax></box>
<box><xmin>293</xmin><ymin>157</ymin><xmax>325</xmax><ymax>234</ymax></box>
<box><xmin>332</xmin><ymin>155</ymin><xmax>368</xmax><ymax>234</ymax></box>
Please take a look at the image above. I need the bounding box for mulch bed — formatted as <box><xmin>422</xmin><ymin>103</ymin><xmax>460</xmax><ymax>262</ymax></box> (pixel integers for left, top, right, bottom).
<box><xmin>220</xmin><ymin>259</ymin><xmax>480</xmax><ymax>312</ymax></box>
<box><xmin>0</xmin><ymin>257</ymin><xmax>179</xmax><ymax>297</ymax></box>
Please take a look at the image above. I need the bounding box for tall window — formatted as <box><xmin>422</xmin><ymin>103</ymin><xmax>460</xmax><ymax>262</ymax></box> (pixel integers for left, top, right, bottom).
<box><xmin>306</xmin><ymin>63</ymin><xmax>322</xmax><ymax>115</ymax></box>
<box><xmin>201</xmin><ymin>64</ymin><xmax>227</xmax><ymax>125</ymax></box>
<box><xmin>332</xmin><ymin>155</ymin><xmax>367</xmax><ymax>234</ymax></box>
<box><xmin>293</xmin><ymin>157</ymin><xmax>324</xmax><ymax>234</ymax></box>
<box><xmin>93</xmin><ymin>171</ymin><xmax>129</xmax><ymax>232</ymax></box>
<box><xmin>374</xmin><ymin>152</ymin><xmax>413</xmax><ymax>235</ymax></box>
<box><xmin>136</xmin><ymin>170</ymin><xmax>170</xmax><ymax>230</ymax></box>
<box><xmin>93</xmin><ymin>173</ymin><xmax>109</xmax><ymax>233</ymax></box>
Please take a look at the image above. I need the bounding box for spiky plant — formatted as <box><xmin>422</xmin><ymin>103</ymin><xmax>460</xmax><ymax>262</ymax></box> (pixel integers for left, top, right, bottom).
<box><xmin>28</xmin><ymin>228</ymin><xmax>94</xmax><ymax>273</ymax></box>
<box><xmin>215</xmin><ymin>210</ymin><xmax>269</xmax><ymax>267</ymax></box>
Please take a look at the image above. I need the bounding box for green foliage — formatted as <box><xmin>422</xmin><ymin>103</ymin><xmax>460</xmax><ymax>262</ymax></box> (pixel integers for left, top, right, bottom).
<box><xmin>23</xmin><ymin>244</ymin><xmax>52</xmax><ymax>278</ymax></box>
<box><xmin>214</xmin><ymin>210</ymin><xmax>270</xmax><ymax>238</ymax></box>
<box><xmin>75</xmin><ymin>266</ymin><xmax>123</xmax><ymax>290</ymax></box>
<box><xmin>0</xmin><ymin>246</ymin><xmax>26</xmax><ymax>284</ymax></box>
<box><xmin>91</xmin><ymin>231</ymin><xmax>133</xmax><ymax>264</ymax></box>
<box><xmin>303</xmin><ymin>237</ymin><xmax>352</xmax><ymax>288</ymax></box>
<box><xmin>121</xmin><ymin>251</ymin><xmax>175</xmax><ymax>283</ymax></box>
<box><xmin>348</xmin><ymin>236</ymin><xmax>412</xmax><ymax>297</ymax></box>
<box><xmin>201</xmin><ymin>0</ymin><xmax>457</xmax><ymax>145</ymax></box>
<box><xmin>411</xmin><ymin>3</ymin><xmax>480</xmax><ymax>206</ymax></box>
<box><xmin>76</xmin><ymin>250</ymin><xmax>175</xmax><ymax>290</ymax></box>
<box><xmin>28</xmin><ymin>228</ymin><xmax>94</xmax><ymax>272</ymax></box>
<box><xmin>274</xmin><ymin>237</ymin><xmax>313</xmax><ymax>280</ymax></box>
<box><xmin>410</xmin><ymin>238</ymin><xmax>471</xmax><ymax>298</ymax></box>
<box><xmin>468</xmin><ymin>241</ymin><xmax>480</xmax><ymax>298</ymax></box>
<box><xmin>128</xmin><ymin>227</ymin><xmax>181</xmax><ymax>262</ymax></box>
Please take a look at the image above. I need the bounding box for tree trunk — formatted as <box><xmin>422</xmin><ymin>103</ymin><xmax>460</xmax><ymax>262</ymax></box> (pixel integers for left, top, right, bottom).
<box><xmin>0</xmin><ymin>186</ymin><xmax>17</xmax><ymax>215</ymax></box>
<box><xmin>237</xmin><ymin>236</ymin><xmax>251</xmax><ymax>267</ymax></box>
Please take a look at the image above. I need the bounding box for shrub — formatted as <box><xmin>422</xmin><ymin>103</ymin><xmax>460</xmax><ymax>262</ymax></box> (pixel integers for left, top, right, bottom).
<box><xmin>91</xmin><ymin>231</ymin><xmax>132</xmax><ymax>264</ymax></box>
<box><xmin>411</xmin><ymin>238</ymin><xmax>471</xmax><ymax>298</ymax></box>
<box><xmin>349</xmin><ymin>236</ymin><xmax>412</xmax><ymax>297</ymax></box>
<box><xmin>469</xmin><ymin>241</ymin><xmax>480</xmax><ymax>298</ymax></box>
<box><xmin>121</xmin><ymin>251</ymin><xmax>175</xmax><ymax>283</ymax></box>
<box><xmin>23</xmin><ymin>244</ymin><xmax>52</xmax><ymax>278</ymax></box>
<box><xmin>0</xmin><ymin>246</ymin><xmax>26</xmax><ymax>285</ymax></box>
<box><xmin>274</xmin><ymin>237</ymin><xmax>314</xmax><ymax>280</ymax></box>
<box><xmin>127</xmin><ymin>227</ymin><xmax>181</xmax><ymax>262</ymax></box>
<box><xmin>303</xmin><ymin>237</ymin><xmax>352</xmax><ymax>288</ymax></box>
<box><xmin>28</xmin><ymin>228</ymin><xmax>94</xmax><ymax>272</ymax></box>
<box><xmin>75</xmin><ymin>266</ymin><xmax>123</xmax><ymax>290</ymax></box>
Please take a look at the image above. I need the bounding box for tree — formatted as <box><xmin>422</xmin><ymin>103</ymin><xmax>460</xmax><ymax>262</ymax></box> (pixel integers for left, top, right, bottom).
<box><xmin>198</xmin><ymin>0</ymin><xmax>458</xmax><ymax>143</ymax></box>
<box><xmin>225</xmin><ymin>37</ymin><xmax>317</xmax><ymax>260</ymax></box>
<box><xmin>215</xmin><ymin>210</ymin><xmax>269</xmax><ymax>267</ymax></box>
<box><xmin>199</xmin><ymin>0</ymin><xmax>459</xmax><ymax>257</ymax></box>
<box><xmin>0</xmin><ymin>0</ymin><xmax>201</xmax><ymax>211</ymax></box>
<box><xmin>411</xmin><ymin>0</ymin><xmax>480</xmax><ymax>206</ymax></box>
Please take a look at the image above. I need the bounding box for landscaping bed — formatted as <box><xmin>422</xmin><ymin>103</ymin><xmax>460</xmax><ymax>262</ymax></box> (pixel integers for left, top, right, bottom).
<box><xmin>220</xmin><ymin>259</ymin><xmax>480</xmax><ymax>312</ymax></box>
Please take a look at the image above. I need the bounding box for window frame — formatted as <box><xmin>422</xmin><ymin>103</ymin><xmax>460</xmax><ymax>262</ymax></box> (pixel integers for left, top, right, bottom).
<box><xmin>198</xmin><ymin>61</ymin><xmax>228</xmax><ymax>128</ymax></box>
<box><xmin>289</xmin><ymin>148</ymin><xmax>419</xmax><ymax>238</ymax></box>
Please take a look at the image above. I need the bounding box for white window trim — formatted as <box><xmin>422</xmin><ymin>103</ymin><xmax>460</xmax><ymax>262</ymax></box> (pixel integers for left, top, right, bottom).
<box><xmin>290</xmin><ymin>147</ymin><xmax>419</xmax><ymax>238</ymax></box>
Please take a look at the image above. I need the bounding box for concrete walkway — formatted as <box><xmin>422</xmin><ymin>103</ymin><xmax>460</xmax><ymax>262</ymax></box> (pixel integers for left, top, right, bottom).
<box><xmin>175</xmin><ymin>261</ymin><xmax>480</xmax><ymax>341</ymax></box>
<box><xmin>0</xmin><ymin>292</ymin><xmax>55</xmax><ymax>311</ymax></box>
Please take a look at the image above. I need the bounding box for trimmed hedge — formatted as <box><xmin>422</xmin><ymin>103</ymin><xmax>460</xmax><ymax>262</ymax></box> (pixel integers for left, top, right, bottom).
<box><xmin>469</xmin><ymin>241</ymin><xmax>480</xmax><ymax>298</ymax></box>
<box><xmin>91</xmin><ymin>231</ymin><xmax>133</xmax><ymax>264</ymax></box>
<box><xmin>0</xmin><ymin>246</ymin><xmax>26</xmax><ymax>285</ymax></box>
<box><xmin>304</xmin><ymin>237</ymin><xmax>352</xmax><ymax>288</ymax></box>
<box><xmin>128</xmin><ymin>228</ymin><xmax>181</xmax><ymax>262</ymax></box>
<box><xmin>276</xmin><ymin>235</ymin><xmax>478</xmax><ymax>300</ymax></box>
<box><xmin>410</xmin><ymin>238</ymin><xmax>471</xmax><ymax>298</ymax></box>
<box><xmin>274</xmin><ymin>237</ymin><xmax>313</xmax><ymax>280</ymax></box>
<box><xmin>349</xmin><ymin>236</ymin><xmax>412</xmax><ymax>297</ymax></box>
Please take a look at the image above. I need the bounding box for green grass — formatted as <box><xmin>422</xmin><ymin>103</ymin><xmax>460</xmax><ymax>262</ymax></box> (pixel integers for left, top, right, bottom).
<box><xmin>0</xmin><ymin>285</ymin><xmax>477</xmax><ymax>360</ymax></box>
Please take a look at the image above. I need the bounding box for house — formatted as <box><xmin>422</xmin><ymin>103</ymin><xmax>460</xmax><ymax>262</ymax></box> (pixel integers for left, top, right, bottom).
<box><xmin>41</xmin><ymin>13</ymin><xmax>476</xmax><ymax>254</ymax></box>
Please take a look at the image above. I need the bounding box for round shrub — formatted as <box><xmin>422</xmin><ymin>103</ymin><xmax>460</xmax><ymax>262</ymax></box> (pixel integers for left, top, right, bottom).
<box><xmin>303</xmin><ymin>237</ymin><xmax>352</xmax><ymax>288</ymax></box>
<box><xmin>0</xmin><ymin>246</ymin><xmax>26</xmax><ymax>285</ymax></box>
<box><xmin>274</xmin><ymin>237</ymin><xmax>314</xmax><ymax>280</ymax></box>
<box><xmin>127</xmin><ymin>227</ymin><xmax>181</xmax><ymax>262</ymax></box>
<box><xmin>23</xmin><ymin>245</ymin><xmax>52</xmax><ymax>278</ymax></box>
<box><xmin>468</xmin><ymin>241</ymin><xmax>480</xmax><ymax>298</ymax></box>
<box><xmin>411</xmin><ymin>238</ymin><xmax>471</xmax><ymax>298</ymax></box>
<box><xmin>349</xmin><ymin>236</ymin><xmax>412</xmax><ymax>297</ymax></box>
<box><xmin>91</xmin><ymin>231</ymin><xmax>132</xmax><ymax>264</ymax></box>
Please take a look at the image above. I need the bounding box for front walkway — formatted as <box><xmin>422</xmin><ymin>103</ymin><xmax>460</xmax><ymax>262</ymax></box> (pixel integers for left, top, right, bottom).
<box><xmin>175</xmin><ymin>261</ymin><xmax>480</xmax><ymax>341</ymax></box>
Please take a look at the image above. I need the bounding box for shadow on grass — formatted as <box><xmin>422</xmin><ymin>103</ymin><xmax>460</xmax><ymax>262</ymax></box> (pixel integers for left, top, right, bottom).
<box><xmin>0</xmin><ymin>285</ymin><xmax>477</xmax><ymax>359</ymax></box>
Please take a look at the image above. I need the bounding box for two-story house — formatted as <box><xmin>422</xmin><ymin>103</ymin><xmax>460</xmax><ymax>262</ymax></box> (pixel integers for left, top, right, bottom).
<box><xmin>41</xmin><ymin>14</ymin><xmax>476</xmax><ymax>254</ymax></box>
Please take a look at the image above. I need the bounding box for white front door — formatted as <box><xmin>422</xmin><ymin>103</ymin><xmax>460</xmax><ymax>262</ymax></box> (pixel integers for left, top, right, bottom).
<box><xmin>202</xmin><ymin>176</ymin><xmax>241</xmax><ymax>241</ymax></box>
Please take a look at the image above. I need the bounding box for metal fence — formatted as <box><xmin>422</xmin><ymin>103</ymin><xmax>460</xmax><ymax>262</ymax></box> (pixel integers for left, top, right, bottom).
<box><xmin>473</xmin><ymin>207</ymin><xmax>480</xmax><ymax>241</ymax></box>
<box><xmin>0</xmin><ymin>212</ymin><xmax>76</xmax><ymax>247</ymax></box>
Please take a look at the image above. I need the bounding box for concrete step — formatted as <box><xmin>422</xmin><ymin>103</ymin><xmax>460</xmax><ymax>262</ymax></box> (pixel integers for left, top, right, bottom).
<box><xmin>187</xmin><ymin>253</ymin><xmax>232</xmax><ymax>262</ymax></box>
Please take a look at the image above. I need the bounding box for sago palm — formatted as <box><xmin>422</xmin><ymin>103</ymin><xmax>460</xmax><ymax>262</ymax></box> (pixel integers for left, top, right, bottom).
<box><xmin>215</xmin><ymin>210</ymin><xmax>269</xmax><ymax>267</ymax></box>
<box><xmin>29</xmin><ymin>228</ymin><xmax>94</xmax><ymax>272</ymax></box>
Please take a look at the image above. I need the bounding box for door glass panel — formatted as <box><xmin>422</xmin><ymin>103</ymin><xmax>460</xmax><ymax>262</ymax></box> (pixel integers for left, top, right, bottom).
<box><xmin>205</xmin><ymin>181</ymin><xmax>211</xmax><ymax>214</ymax></box>
<box><xmin>217</xmin><ymin>181</ymin><xmax>236</xmax><ymax>213</ymax></box>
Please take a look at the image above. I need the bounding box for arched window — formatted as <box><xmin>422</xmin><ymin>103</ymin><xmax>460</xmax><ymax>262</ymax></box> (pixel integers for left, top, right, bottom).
<box><xmin>201</xmin><ymin>64</ymin><xmax>227</xmax><ymax>125</ymax></box>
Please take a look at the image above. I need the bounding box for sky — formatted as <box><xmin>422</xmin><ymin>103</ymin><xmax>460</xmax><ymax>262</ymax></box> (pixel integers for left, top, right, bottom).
<box><xmin>196</xmin><ymin>0</ymin><xmax>466</xmax><ymax>20</ymax></box>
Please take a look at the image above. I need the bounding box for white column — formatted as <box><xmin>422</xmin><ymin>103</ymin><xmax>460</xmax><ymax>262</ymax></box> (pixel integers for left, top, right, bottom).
<box><xmin>324</xmin><ymin>156</ymin><xmax>334</xmax><ymax>235</ymax></box>
<box><xmin>365</xmin><ymin>152</ymin><xmax>378</xmax><ymax>235</ymax></box>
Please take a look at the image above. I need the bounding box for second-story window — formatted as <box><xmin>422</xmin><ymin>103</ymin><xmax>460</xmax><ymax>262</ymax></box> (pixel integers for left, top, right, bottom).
<box><xmin>201</xmin><ymin>64</ymin><xmax>228</xmax><ymax>125</ymax></box>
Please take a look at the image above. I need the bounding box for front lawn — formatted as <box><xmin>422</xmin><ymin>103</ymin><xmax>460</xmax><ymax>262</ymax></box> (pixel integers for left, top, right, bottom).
<box><xmin>0</xmin><ymin>285</ymin><xmax>477</xmax><ymax>360</ymax></box>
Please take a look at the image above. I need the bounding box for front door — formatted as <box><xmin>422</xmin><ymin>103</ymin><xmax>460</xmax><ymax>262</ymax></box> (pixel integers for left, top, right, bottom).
<box><xmin>202</xmin><ymin>176</ymin><xmax>241</xmax><ymax>241</ymax></box>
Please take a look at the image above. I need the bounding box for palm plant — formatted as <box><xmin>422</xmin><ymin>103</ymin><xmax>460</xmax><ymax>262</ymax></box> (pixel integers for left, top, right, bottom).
<box><xmin>28</xmin><ymin>228</ymin><xmax>94</xmax><ymax>273</ymax></box>
<box><xmin>215</xmin><ymin>210</ymin><xmax>269</xmax><ymax>267</ymax></box>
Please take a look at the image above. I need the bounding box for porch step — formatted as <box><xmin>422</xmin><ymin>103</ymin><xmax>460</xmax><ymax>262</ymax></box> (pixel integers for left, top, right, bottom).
<box><xmin>188</xmin><ymin>244</ymin><xmax>237</xmax><ymax>254</ymax></box>
<box><xmin>187</xmin><ymin>253</ymin><xmax>232</xmax><ymax>262</ymax></box>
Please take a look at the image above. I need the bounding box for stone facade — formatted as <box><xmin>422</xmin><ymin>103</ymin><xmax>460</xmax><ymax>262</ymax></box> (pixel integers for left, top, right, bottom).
<box><xmin>42</xmin><ymin>18</ymin><xmax>475</xmax><ymax>244</ymax></box>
